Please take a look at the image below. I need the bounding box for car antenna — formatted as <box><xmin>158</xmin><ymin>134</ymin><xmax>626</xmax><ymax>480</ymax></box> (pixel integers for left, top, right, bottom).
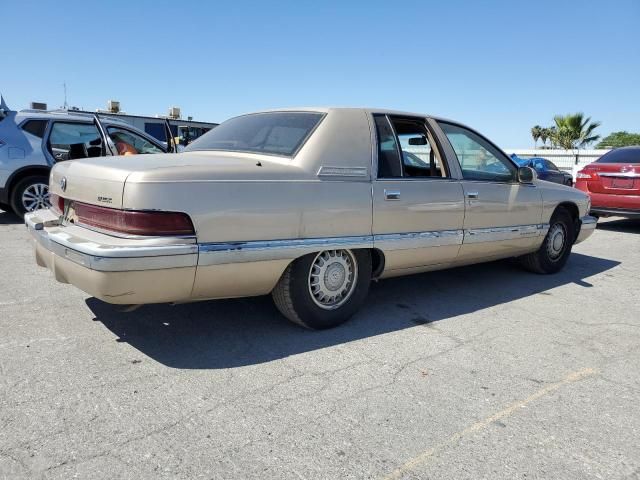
<box><xmin>256</xmin><ymin>161</ymin><xmax>262</xmax><ymax>167</ymax></box>
<box><xmin>0</xmin><ymin>94</ymin><xmax>10</xmax><ymax>119</ymax></box>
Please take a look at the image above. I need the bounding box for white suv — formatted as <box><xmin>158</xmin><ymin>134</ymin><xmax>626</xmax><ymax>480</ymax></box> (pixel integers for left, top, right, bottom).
<box><xmin>0</xmin><ymin>96</ymin><xmax>173</xmax><ymax>216</ymax></box>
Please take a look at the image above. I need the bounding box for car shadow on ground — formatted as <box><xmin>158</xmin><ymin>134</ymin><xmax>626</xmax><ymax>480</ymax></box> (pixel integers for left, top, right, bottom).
<box><xmin>597</xmin><ymin>218</ymin><xmax>640</xmax><ymax>235</ymax></box>
<box><xmin>86</xmin><ymin>252</ymin><xmax>619</xmax><ymax>369</ymax></box>
<box><xmin>0</xmin><ymin>209</ymin><xmax>21</xmax><ymax>225</ymax></box>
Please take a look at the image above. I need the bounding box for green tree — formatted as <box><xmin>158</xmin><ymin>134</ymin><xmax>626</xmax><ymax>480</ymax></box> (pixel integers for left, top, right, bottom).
<box><xmin>539</xmin><ymin>127</ymin><xmax>554</xmax><ymax>148</ymax></box>
<box><xmin>531</xmin><ymin>125</ymin><xmax>542</xmax><ymax>148</ymax></box>
<box><xmin>596</xmin><ymin>131</ymin><xmax>640</xmax><ymax>148</ymax></box>
<box><xmin>551</xmin><ymin>113</ymin><xmax>601</xmax><ymax>149</ymax></box>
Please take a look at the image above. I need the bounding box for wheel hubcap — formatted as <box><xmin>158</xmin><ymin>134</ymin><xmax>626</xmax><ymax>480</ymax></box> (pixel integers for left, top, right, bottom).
<box><xmin>308</xmin><ymin>250</ymin><xmax>358</xmax><ymax>310</ymax></box>
<box><xmin>546</xmin><ymin>223</ymin><xmax>566</xmax><ymax>260</ymax></box>
<box><xmin>22</xmin><ymin>183</ymin><xmax>50</xmax><ymax>212</ymax></box>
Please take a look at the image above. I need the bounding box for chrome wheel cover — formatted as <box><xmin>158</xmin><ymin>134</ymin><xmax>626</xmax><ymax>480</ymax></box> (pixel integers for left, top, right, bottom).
<box><xmin>22</xmin><ymin>183</ymin><xmax>50</xmax><ymax>212</ymax></box>
<box><xmin>546</xmin><ymin>223</ymin><xmax>566</xmax><ymax>260</ymax></box>
<box><xmin>308</xmin><ymin>250</ymin><xmax>358</xmax><ymax>310</ymax></box>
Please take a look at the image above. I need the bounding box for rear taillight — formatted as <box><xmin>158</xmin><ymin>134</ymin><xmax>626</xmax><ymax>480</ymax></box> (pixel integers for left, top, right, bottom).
<box><xmin>72</xmin><ymin>202</ymin><xmax>194</xmax><ymax>236</ymax></box>
<box><xmin>576</xmin><ymin>168</ymin><xmax>597</xmax><ymax>180</ymax></box>
<box><xmin>50</xmin><ymin>194</ymin><xmax>64</xmax><ymax>214</ymax></box>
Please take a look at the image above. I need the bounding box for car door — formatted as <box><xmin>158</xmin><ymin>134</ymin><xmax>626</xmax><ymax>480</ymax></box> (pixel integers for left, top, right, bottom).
<box><xmin>436</xmin><ymin>121</ymin><xmax>543</xmax><ymax>262</ymax></box>
<box><xmin>371</xmin><ymin>114</ymin><xmax>465</xmax><ymax>275</ymax></box>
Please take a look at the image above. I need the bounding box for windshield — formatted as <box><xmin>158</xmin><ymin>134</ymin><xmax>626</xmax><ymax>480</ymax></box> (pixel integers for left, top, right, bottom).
<box><xmin>185</xmin><ymin>112</ymin><xmax>324</xmax><ymax>157</ymax></box>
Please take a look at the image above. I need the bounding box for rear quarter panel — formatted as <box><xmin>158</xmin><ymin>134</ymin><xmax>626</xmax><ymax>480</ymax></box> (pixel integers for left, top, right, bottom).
<box><xmin>122</xmin><ymin>179</ymin><xmax>373</xmax><ymax>242</ymax></box>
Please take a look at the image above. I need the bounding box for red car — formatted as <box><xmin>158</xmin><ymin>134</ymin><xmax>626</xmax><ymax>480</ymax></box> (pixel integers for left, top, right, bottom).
<box><xmin>575</xmin><ymin>146</ymin><xmax>640</xmax><ymax>218</ymax></box>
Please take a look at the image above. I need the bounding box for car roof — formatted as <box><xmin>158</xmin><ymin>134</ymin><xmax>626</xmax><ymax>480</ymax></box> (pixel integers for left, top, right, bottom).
<box><xmin>234</xmin><ymin>107</ymin><xmax>456</xmax><ymax>123</ymax></box>
<box><xmin>15</xmin><ymin>109</ymin><xmax>131</xmax><ymax>127</ymax></box>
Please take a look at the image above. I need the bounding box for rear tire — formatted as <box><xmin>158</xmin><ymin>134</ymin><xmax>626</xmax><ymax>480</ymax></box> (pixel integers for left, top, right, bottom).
<box><xmin>10</xmin><ymin>175</ymin><xmax>50</xmax><ymax>218</ymax></box>
<box><xmin>520</xmin><ymin>208</ymin><xmax>575</xmax><ymax>274</ymax></box>
<box><xmin>272</xmin><ymin>249</ymin><xmax>372</xmax><ymax>329</ymax></box>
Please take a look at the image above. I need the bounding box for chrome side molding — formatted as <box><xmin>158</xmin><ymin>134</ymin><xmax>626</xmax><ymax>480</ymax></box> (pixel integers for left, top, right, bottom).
<box><xmin>464</xmin><ymin>224</ymin><xmax>549</xmax><ymax>244</ymax></box>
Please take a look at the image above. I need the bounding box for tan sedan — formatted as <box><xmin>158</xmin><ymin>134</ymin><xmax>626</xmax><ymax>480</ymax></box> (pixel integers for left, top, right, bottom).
<box><xmin>25</xmin><ymin>108</ymin><xmax>596</xmax><ymax>329</ymax></box>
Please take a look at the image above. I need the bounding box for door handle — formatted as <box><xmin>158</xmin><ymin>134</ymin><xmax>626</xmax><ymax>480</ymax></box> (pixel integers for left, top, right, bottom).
<box><xmin>384</xmin><ymin>189</ymin><xmax>401</xmax><ymax>201</ymax></box>
<box><xmin>466</xmin><ymin>191</ymin><xmax>479</xmax><ymax>199</ymax></box>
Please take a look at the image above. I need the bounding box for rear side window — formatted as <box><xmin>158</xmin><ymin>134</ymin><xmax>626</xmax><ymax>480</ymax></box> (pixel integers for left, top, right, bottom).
<box><xmin>373</xmin><ymin>115</ymin><xmax>402</xmax><ymax>177</ymax></box>
<box><xmin>596</xmin><ymin>148</ymin><xmax>640</xmax><ymax>164</ymax></box>
<box><xmin>185</xmin><ymin>112</ymin><xmax>324</xmax><ymax>157</ymax></box>
<box><xmin>21</xmin><ymin>119</ymin><xmax>48</xmax><ymax>138</ymax></box>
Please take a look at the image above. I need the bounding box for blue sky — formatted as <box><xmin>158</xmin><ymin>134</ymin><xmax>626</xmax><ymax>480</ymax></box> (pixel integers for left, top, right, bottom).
<box><xmin>2</xmin><ymin>0</ymin><xmax>638</xmax><ymax>147</ymax></box>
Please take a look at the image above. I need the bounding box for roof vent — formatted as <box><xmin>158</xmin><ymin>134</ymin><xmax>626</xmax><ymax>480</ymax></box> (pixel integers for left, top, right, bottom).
<box><xmin>168</xmin><ymin>106</ymin><xmax>181</xmax><ymax>119</ymax></box>
<box><xmin>107</xmin><ymin>100</ymin><xmax>120</xmax><ymax>113</ymax></box>
<box><xmin>30</xmin><ymin>102</ymin><xmax>47</xmax><ymax>110</ymax></box>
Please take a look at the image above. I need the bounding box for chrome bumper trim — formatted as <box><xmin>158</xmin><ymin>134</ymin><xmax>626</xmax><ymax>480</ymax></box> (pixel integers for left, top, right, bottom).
<box><xmin>575</xmin><ymin>215</ymin><xmax>597</xmax><ymax>244</ymax></box>
<box><xmin>26</xmin><ymin>211</ymin><xmax>198</xmax><ymax>272</ymax></box>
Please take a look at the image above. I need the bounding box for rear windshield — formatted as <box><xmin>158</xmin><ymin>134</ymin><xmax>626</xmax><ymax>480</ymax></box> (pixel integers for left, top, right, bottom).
<box><xmin>185</xmin><ymin>112</ymin><xmax>324</xmax><ymax>157</ymax></box>
<box><xmin>596</xmin><ymin>148</ymin><xmax>640</xmax><ymax>164</ymax></box>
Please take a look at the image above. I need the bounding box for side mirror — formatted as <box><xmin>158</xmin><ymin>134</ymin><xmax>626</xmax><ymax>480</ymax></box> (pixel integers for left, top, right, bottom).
<box><xmin>408</xmin><ymin>136</ymin><xmax>427</xmax><ymax>146</ymax></box>
<box><xmin>518</xmin><ymin>166</ymin><xmax>535</xmax><ymax>184</ymax></box>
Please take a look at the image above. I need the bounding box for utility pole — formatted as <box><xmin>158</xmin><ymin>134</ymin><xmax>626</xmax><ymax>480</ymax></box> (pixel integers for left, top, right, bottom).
<box><xmin>63</xmin><ymin>82</ymin><xmax>68</xmax><ymax>110</ymax></box>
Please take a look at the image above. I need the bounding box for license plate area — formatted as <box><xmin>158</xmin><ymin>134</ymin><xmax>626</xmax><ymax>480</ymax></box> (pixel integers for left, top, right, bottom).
<box><xmin>62</xmin><ymin>200</ymin><xmax>79</xmax><ymax>225</ymax></box>
<box><xmin>611</xmin><ymin>178</ymin><xmax>635</xmax><ymax>189</ymax></box>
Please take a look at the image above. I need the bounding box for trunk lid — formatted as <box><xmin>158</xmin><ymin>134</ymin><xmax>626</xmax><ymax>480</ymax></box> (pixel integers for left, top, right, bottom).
<box><xmin>581</xmin><ymin>163</ymin><xmax>640</xmax><ymax>195</ymax></box>
<box><xmin>49</xmin><ymin>151</ymin><xmax>302</xmax><ymax>209</ymax></box>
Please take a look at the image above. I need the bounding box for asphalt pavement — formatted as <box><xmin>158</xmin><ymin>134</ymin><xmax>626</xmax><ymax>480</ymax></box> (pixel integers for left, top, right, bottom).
<box><xmin>1</xmin><ymin>208</ymin><xmax>639</xmax><ymax>479</ymax></box>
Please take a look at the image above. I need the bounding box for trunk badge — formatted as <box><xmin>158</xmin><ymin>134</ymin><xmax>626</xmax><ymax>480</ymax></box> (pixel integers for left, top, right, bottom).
<box><xmin>60</xmin><ymin>177</ymin><xmax>67</xmax><ymax>192</ymax></box>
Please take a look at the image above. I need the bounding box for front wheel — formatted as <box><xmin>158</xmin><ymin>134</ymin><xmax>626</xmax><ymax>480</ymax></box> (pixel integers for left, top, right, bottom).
<box><xmin>519</xmin><ymin>208</ymin><xmax>575</xmax><ymax>274</ymax></box>
<box><xmin>272</xmin><ymin>249</ymin><xmax>372</xmax><ymax>329</ymax></box>
<box><xmin>10</xmin><ymin>175</ymin><xmax>51</xmax><ymax>218</ymax></box>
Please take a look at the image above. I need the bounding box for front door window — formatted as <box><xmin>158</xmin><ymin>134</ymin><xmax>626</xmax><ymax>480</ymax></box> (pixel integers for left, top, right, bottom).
<box><xmin>107</xmin><ymin>127</ymin><xmax>164</xmax><ymax>156</ymax></box>
<box><xmin>438</xmin><ymin>122</ymin><xmax>516</xmax><ymax>182</ymax></box>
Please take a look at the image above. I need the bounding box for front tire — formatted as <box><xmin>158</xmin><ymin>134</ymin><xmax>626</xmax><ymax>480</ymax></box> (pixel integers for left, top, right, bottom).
<box><xmin>520</xmin><ymin>208</ymin><xmax>575</xmax><ymax>274</ymax></box>
<box><xmin>10</xmin><ymin>175</ymin><xmax>50</xmax><ymax>218</ymax></box>
<box><xmin>272</xmin><ymin>249</ymin><xmax>372</xmax><ymax>329</ymax></box>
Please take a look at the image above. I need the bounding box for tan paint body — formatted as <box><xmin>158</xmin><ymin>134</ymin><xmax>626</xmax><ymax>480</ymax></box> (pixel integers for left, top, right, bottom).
<box><xmin>32</xmin><ymin>108</ymin><xmax>593</xmax><ymax>305</ymax></box>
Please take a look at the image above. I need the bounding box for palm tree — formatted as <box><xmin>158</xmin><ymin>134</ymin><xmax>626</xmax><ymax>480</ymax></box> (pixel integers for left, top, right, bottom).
<box><xmin>531</xmin><ymin>125</ymin><xmax>542</xmax><ymax>148</ymax></box>
<box><xmin>551</xmin><ymin>113</ymin><xmax>601</xmax><ymax>149</ymax></box>
<box><xmin>539</xmin><ymin>127</ymin><xmax>550</xmax><ymax>148</ymax></box>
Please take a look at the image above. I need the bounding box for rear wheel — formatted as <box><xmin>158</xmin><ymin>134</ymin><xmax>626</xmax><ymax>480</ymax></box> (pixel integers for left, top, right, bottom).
<box><xmin>520</xmin><ymin>208</ymin><xmax>575</xmax><ymax>274</ymax></box>
<box><xmin>272</xmin><ymin>249</ymin><xmax>372</xmax><ymax>329</ymax></box>
<box><xmin>10</xmin><ymin>176</ymin><xmax>50</xmax><ymax>218</ymax></box>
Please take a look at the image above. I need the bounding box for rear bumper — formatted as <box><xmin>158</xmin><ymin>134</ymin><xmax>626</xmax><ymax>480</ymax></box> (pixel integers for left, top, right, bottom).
<box><xmin>25</xmin><ymin>209</ymin><xmax>197</xmax><ymax>304</ymax></box>
<box><xmin>575</xmin><ymin>215</ymin><xmax>597</xmax><ymax>244</ymax></box>
<box><xmin>590</xmin><ymin>207</ymin><xmax>640</xmax><ymax>219</ymax></box>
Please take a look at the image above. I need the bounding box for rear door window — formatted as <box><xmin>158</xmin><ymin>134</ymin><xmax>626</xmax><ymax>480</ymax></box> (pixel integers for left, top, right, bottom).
<box><xmin>47</xmin><ymin>122</ymin><xmax>103</xmax><ymax>161</ymax></box>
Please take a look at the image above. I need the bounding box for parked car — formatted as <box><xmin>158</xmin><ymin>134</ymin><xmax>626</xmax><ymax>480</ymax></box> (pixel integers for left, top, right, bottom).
<box><xmin>0</xmin><ymin>95</ymin><xmax>174</xmax><ymax>216</ymax></box>
<box><xmin>511</xmin><ymin>154</ymin><xmax>573</xmax><ymax>186</ymax></box>
<box><xmin>575</xmin><ymin>146</ymin><xmax>640</xmax><ymax>218</ymax></box>
<box><xmin>25</xmin><ymin>108</ymin><xmax>596</xmax><ymax>329</ymax></box>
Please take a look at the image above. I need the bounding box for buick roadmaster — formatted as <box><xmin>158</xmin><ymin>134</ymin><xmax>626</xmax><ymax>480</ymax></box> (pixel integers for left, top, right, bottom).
<box><xmin>25</xmin><ymin>108</ymin><xmax>596</xmax><ymax>329</ymax></box>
